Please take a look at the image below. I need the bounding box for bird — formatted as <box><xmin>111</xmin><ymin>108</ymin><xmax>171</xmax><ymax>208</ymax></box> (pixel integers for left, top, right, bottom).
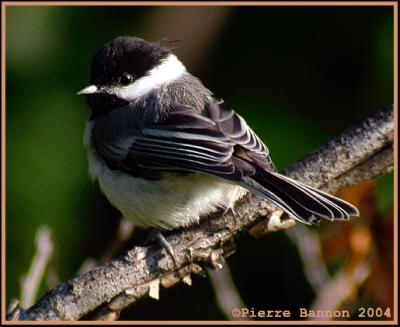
<box><xmin>77</xmin><ymin>36</ymin><xmax>359</xmax><ymax>232</ymax></box>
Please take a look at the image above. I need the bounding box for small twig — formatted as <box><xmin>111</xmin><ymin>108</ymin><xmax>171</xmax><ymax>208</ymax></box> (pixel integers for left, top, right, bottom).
<box><xmin>77</xmin><ymin>258</ymin><xmax>98</xmax><ymax>275</ymax></box>
<box><xmin>45</xmin><ymin>265</ymin><xmax>60</xmax><ymax>290</ymax></box>
<box><xmin>309</xmin><ymin>225</ymin><xmax>373</xmax><ymax>320</ymax></box>
<box><xmin>309</xmin><ymin>263</ymin><xmax>370</xmax><ymax>320</ymax></box>
<box><xmin>100</xmin><ymin>217</ymin><xmax>135</xmax><ymax>264</ymax></box>
<box><xmin>208</xmin><ymin>264</ymin><xmax>249</xmax><ymax>320</ymax></box>
<box><xmin>77</xmin><ymin>217</ymin><xmax>136</xmax><ymax>277</ymax></box>
<box><xmin>286</xmin><ymin>226</ymin><xmax>330</xmax><ymax>292</ymax></box>
<box><xmin>6</xmin><ymin>299</ymin><xmax>21</xmax><ymax>320</ymax></box>
<box><xmin>19</xmin><ymin>226</ymin><xmax>54</xmax><ymax>309</ymax></box>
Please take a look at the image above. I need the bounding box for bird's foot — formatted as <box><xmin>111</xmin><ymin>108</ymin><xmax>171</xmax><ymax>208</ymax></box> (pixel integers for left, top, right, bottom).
<box><xmin>145</xmin><ymin>229</ymin><xmax>177</xmax><ymax>265</ymax></box>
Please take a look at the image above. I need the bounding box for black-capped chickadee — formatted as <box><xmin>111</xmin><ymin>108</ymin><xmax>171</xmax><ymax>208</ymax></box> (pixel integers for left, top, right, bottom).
<box><xmin>78</xmin><ymin>36</ymin><xmax>359</xmax><ymax>230</ymax></box>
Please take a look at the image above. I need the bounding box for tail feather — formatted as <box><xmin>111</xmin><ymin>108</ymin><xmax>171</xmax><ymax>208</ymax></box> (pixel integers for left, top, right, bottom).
<box><xmin>255</xmin><ymin>169</ymin><xmax>338</xmax><ymax>219</ymax></box>
<box><xmin>241</xmin><ymin>177</ymin><xmax>315</xmax><ymax>222</ymax></box>
<box><xmin>240</xmin><ymin>167</ymin><xmax>359</xmax><ymax>225</ymax></box>
<box><xmin>311</xmin><ymin>187</ymin><xmax>359</xmax><ymax>217</ymax></box>
<box><xmin>280</xmin><ymin>174</ymin><xmax>359</xmax><ymax>218</ymax></box>
<box><xmin>276</xmin><ymin>174</ymin><xmax>354</xmax><ymax>220</ymax></box>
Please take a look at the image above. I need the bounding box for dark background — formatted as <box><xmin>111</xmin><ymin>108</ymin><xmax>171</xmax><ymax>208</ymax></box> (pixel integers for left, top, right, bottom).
<box><xmin>6</xmin><ymin>5</ymin><xmax>394</xmax><ymax>320</ymax></box>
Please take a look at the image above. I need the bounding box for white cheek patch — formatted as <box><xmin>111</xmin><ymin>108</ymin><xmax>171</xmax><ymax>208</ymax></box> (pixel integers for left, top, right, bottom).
<box><xmin>115</xmin><ymin>54</ymin><xmax>187</xmax><ymax>100</ymax></box>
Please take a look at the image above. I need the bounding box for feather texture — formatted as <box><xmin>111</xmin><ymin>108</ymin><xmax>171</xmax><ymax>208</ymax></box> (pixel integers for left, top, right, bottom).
<box><xmin>90</xmin><ymin>95</ymin><xmax>359</xmax><ymax>226</ymax></box>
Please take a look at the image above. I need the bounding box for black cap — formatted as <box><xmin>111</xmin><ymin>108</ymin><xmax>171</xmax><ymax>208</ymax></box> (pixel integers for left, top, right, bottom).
<box><xmin>89</xmin><ymin>36</ymin><xmax>171</xmax><ymax>86</ymax></box>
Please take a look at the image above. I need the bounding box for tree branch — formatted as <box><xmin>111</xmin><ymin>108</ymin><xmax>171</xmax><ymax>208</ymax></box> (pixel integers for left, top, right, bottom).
<box><xmin>7</xmin><ymin>105</ymin><xmax>394</xmax><ymax>321</ymax></box>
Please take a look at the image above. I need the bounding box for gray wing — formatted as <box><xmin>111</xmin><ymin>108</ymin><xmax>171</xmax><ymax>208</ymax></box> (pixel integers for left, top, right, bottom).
<box><xmin>95</xmin><ymin>98</ymin><xmax>358</xmax><ymax>223</ymax></box>
<box><xmin>123</xmin><ymin>99</ymin><xmax>276</xmax><ymax>178</ymax></box>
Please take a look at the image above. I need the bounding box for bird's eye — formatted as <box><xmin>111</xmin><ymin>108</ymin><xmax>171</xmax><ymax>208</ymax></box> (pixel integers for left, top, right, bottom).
<box><xmin>119</xmin><ymin>73</ymin><xmax>134</xmax><ymax>86</ymax></box>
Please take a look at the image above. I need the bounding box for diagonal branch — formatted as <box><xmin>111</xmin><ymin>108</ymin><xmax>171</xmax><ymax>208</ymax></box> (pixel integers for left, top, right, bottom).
<box><xmin>7</xmin><ymin>105</ymin><xmax>394</xmax><ymax>321</ymax></box>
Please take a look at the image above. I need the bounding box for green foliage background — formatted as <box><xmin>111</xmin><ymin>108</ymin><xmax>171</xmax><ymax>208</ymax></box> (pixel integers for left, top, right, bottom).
<box><xmin>6</xmin><ymin>5</ymin><xmax>394</xmax><ymax>320</ymax></box>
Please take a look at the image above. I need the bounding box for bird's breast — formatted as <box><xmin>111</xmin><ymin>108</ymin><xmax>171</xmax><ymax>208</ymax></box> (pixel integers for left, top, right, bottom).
<box><xmin>86</xmin><ymin>149</ymin><xmax>246</xmax><ymax>230</ymax></box>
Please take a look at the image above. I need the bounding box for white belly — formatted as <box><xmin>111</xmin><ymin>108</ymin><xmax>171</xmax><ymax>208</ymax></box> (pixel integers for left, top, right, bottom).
<box><xmin>87</xmin><ymin>152</ymin><xmax>247</xmax><ymax>230</ymax></box>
